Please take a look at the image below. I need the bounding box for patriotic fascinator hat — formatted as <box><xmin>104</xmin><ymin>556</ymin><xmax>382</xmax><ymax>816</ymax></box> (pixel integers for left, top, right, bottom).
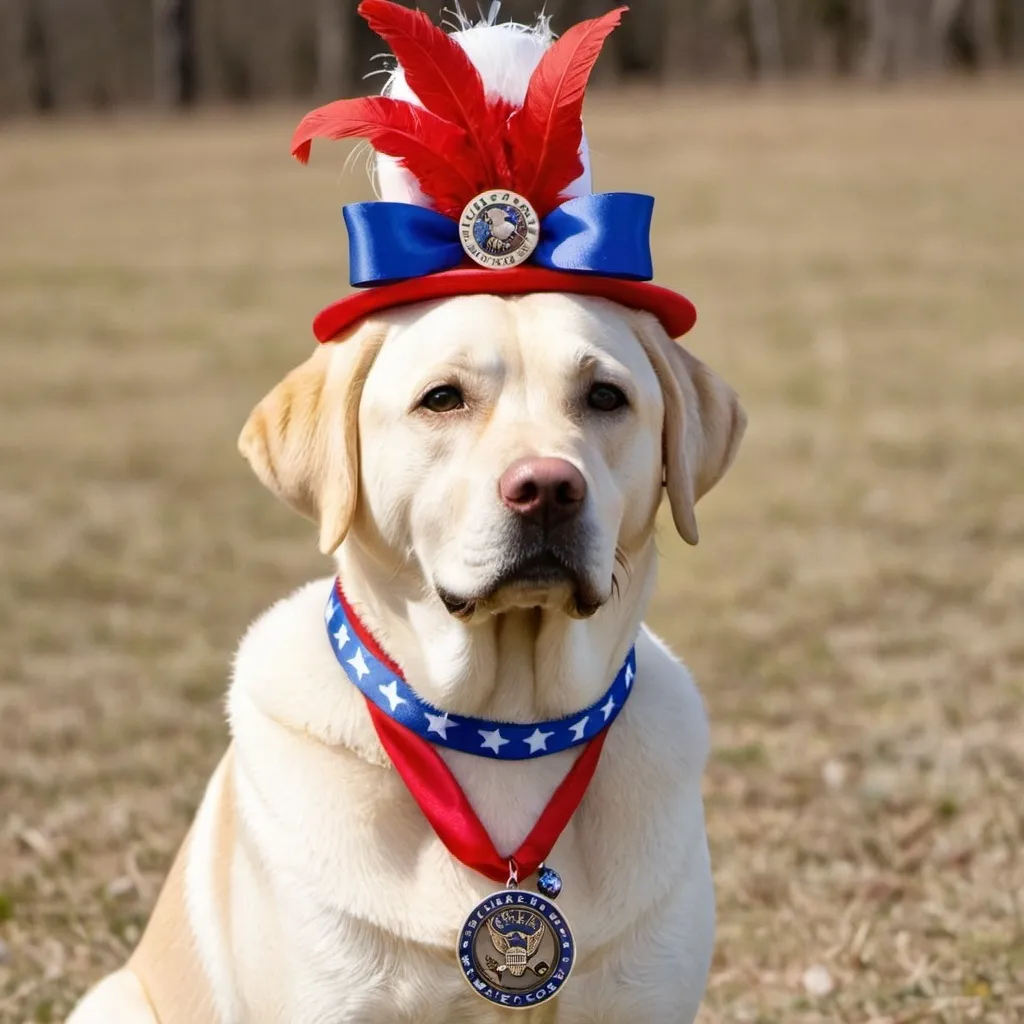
<box><xmin>293</xmin><ymin>1</ymin><xmax>697</xmax><ymax>343</ymax></box>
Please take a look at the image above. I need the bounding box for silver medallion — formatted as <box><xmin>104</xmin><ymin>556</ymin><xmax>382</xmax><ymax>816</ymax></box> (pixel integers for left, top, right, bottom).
<box><xmin>457</xmin><ymin>888</ymin><xmax>575</xmax><ymax>1009</ymax></box>
<box><xmin>459</xmin><ymin>189</ymin><xmax>540</xmax><ymax>270</ymax></box>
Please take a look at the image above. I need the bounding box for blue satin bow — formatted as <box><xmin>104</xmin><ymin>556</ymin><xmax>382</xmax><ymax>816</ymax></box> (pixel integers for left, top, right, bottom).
<box><xmin>344</xmin><ymin>192</ymin><xmax>655</xmax><ymax>287</ymax></box>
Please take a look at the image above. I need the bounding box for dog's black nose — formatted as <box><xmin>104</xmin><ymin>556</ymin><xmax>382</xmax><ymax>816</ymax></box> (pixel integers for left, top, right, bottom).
<box><xmin>498</xmin><ymin>457</ymin><xmax>587</xmax><ymax>528</ymax></box>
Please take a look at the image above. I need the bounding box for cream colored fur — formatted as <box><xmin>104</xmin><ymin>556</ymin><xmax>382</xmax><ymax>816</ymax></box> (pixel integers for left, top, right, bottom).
<box><xmin>69</xmin><ymin>293</ymin><xmax>745</xmax><ymax>1023</ymax></box>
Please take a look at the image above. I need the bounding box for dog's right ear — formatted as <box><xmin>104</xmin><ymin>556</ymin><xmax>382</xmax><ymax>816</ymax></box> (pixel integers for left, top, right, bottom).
<box><xmin>238</xmin><ymin>321</ymin><xmax>386</xmax><ymax>555</ymax></box>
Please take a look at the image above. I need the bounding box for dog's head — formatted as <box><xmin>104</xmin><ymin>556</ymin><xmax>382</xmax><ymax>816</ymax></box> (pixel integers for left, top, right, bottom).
<box><xmin>240</xmin><ymin>294</ymin><xmax>745</xmax><ymax>620</ymax></box>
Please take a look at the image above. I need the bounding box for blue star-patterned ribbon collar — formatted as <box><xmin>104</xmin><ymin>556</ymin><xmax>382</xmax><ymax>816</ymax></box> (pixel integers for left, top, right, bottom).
<box><xmin>326</xmin><ymin>581</ymin><xmax>636</xmax><ymax>761</ymax></box>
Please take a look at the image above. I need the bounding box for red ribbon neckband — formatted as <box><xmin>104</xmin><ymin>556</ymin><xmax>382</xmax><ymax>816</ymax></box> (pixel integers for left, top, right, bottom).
<box><xmin>339</xmin><ymin>580</ymin><xmax>608</xmax><ymax>885</ymax></box>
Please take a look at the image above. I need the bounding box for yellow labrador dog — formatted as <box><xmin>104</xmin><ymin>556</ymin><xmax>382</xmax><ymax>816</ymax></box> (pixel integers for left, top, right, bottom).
<box><xmin>69</xmin><ymin>292</ymin><xmax>745</xmax><ymax>1023</ymax></box>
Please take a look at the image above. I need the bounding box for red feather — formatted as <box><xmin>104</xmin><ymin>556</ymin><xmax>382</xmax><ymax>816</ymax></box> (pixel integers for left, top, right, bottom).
<box><xmin>480</xmin><ymin>96</ymin><xmax>518</xmax><ymax>189</ymax></box>
<box><xmin>291</xmin><ymin>97</ymin><xmax>488</xmax><ymax>218</ymax></box>
<box><xmin>508</xmin><ymin>7</ymin><xmax>627</xmax><ymax>216</ymax></box>
<box><xmin>357</xmin><ymin>1</ymin><xmax>512</xmax><ymax>182</ymax></box>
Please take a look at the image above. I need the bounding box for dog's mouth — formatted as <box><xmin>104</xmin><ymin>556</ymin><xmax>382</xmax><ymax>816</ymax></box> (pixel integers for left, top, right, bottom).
<box><xmin>436</xmin><ymin>550</ymin><xmax>605</xmax><ymax>621</ymax></box>
<box><xmin>500</xmin><ymin>550</ymin><xmax>576</xmax><ymax>588</ymax></box>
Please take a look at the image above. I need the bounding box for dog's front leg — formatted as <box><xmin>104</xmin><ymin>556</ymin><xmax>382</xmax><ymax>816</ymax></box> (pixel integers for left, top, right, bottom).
<box><xmin>67</xmin><ymin>968</ymin><xmax>159</xmax><ymax>1024</ymax></box>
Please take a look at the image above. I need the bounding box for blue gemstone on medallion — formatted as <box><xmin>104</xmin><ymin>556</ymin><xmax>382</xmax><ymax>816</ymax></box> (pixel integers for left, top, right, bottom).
<box><xmin>537</xmin><ymin>866</ymin><xmax>562</xmax><ymax>900</ymax></box>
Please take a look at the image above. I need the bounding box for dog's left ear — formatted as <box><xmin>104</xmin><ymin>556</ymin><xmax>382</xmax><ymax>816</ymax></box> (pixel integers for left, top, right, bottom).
<box><xmin>632</xmin><ymin>313</ymin><xmax>747</xmax><ymax>546</ymax></box>
<box><xmin>238</xmin><ymin>320</ymin><xmax>387</xmax><ymax>555</ymax></box>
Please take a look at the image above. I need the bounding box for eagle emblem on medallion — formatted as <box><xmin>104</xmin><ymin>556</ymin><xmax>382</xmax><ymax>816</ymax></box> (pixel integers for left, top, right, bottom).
<box><xmin>483</xmin><ymin>909</ymin><xmax>549</xmax><ymax>980</ymax></box>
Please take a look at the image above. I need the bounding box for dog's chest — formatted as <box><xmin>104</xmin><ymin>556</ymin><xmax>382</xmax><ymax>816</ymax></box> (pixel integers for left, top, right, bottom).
<box><xmin>229</xmin><ymin>594</ymin><xmax>716</xmax><ymax>1022</ymax></box>
<box><xmin>269</xmin><ymin>892</ymin><xmax>708</xmax><ymax>1024</ymax></box>
<box><xmin>243</xmin><ymin>777</ymin><xmax>714</xmax><ymax>1024</ymax></box>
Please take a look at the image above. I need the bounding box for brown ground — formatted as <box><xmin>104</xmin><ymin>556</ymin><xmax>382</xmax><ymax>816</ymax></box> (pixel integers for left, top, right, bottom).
<box><xmin>1</xmin><ymin>83</ymin><xmax>1022</xmax><ymax>1023</ymax></box>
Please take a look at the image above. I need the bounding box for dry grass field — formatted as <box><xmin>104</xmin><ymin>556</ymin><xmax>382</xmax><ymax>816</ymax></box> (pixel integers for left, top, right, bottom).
<box><xmin>1</xmin><ymin>83</ymin><xmax>1023</xmax><ymax>1023</ymax></box>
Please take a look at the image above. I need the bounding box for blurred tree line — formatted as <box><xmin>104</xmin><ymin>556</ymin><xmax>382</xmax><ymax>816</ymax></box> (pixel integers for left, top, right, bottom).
<box><xmin>1</xmin><ymin>0</ymin><xmax>1022</xmax><ymax>115</ymax></box>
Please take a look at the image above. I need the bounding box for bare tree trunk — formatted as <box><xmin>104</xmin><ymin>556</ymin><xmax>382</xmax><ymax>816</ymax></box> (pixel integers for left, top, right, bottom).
<box><xmin>781</xmin><ymin>0</ymin><xmax>816</xmax><ymax>74</ymax></box>
<box><xmin>153</xmin><ymin>0</ymin><xmax>194</xmax><ymax>107</ymax></box>
<box><xmin>823</xmin><ymin>0</ymin><xmax>858</xmax><ymax>75</ymax></box>
<box><xmin>664</xmin><ymin>0</ymin><xmax>744</xmax><ymax>80</ymax></box>
<box><xmin>861</xmin><ymin>0</ymin><xmax>893</xmax><ymax>77</ymax></box>
<box><xmin>22</xmin><ymin>0</ymin><xmax>53</xmax><ymax>111</ymax></box>
<box><xmin>927</xmin><ymin>0</ymin><xmax>962</xmax><ymax>69</ymax></box>
<box><xmin>748</xmin><ymin>0</ymin><xmax>784</xmax><ymax>77</ymax></box>
<box><xmin>615</xmin><ymin>0</ymin><xmax>665</xmax><ymax>78</ymax></box>
<box><xmin>968</xmin><ymin>0</ymin><xmax>999</xmax><ymax>68</ymax></box>
<box><xmin>315</xmin><ymin>0</ymin><xmax>349</xmax><ymax>99</ymax></box>
<box><xmin>1012</xmin><ymin>0</ymin><xmax>1024</xmax><ymax>63</ymax></box>
<box><xmin>663</xmin><ymin>0</ymin><xmax>710</xmax><ymax>79</ymax></box>
<box><xmin>662</xmin><ymin>0</ymin><xmax>688</xmax><ymax>79</ymax></box>
<box><xmin>891</xmin><ymin>0</ymin><xmax>932</xmax><ymax>74</ymax></box>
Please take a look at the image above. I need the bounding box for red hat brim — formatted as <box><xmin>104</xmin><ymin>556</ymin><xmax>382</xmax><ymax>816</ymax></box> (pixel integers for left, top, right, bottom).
<box><xmin>313</xmin><ymin>268</ymin><xmax>697</xmax><ymax>343</ymax></box>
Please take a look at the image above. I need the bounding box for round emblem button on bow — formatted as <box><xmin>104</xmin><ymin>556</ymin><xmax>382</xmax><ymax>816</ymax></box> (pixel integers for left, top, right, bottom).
<box><xmin>459</xmin><ymin>190</ymin><xmax>540</xmax><ymax>270</ymax></box>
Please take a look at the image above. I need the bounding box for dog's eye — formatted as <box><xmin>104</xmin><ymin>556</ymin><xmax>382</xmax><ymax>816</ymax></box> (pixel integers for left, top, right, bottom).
<box><xmin>420</xmin><ymin>385</ymin><xmax>464</xmax><ymax>413</ymax></box>
<box><xmin>587</xmin><ymin>383</ymin><xmax>628</xmax><ymax>413</ymax></box>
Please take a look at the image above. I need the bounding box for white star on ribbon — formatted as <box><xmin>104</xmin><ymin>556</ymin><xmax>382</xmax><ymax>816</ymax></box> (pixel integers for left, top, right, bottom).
<box><xmin>625</xmin><ymin>663</ymin><xmax>634</xmax><ymax>689</ymax></box>
<box><xmin>324</xmin><ymin>601</ymin><xmax>334</xmax><ymax>622</ymax></box>
<box><xmin>524</xmin><ymin>728</ymin><xmax>554</xmax><ymax>754</ymax></box>
<box><xmin>379</xmin><ymin>680</ymin><xmax>406</xmax><ymax>712</ymax></box>
<box><xmin>347</xmin><ymin>647</ymin><xmax>370</xmax><ymax>680</ymax></box>
<box><xmin>425</xmin><ymin>711</ymin><xmax>456</xmax><ymax>739</ymax></box>
<box><xmin>332</xmin><ymin>624</ymin><xmax>351</xmax><ymax>649</ymax></box>
<box><xmin>601</xmin><ymin>695</ymin><xmax>616</xmax><ymax>721</ymax></box>
<box><xmin>479</xmin><ymin>728</ymin><xmax>509</xmax><ymax>754</ymax></box>
<box><xmin>569</xmin><ymin>716</ymin><xmax>590</xmax><ymax>741</ymax></box>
